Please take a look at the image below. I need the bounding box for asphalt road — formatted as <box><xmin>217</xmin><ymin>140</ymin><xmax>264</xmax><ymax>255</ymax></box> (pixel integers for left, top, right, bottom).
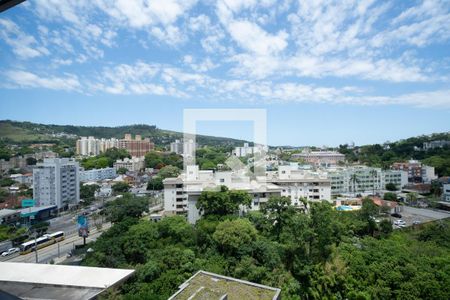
<box><xmin>393</xmin><ymin>206</ymin><xmax>450</xmax><ymax>228</ymax></box>
<box><xmin>0</xmin><ymin>223</ymin><xmax>111</xmax><ymax>264</ymax></box>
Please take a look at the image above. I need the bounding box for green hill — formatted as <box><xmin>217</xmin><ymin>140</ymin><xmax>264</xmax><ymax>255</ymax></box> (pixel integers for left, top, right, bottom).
<box><xmin>0</xmin><ymin>120</ymin><xmax>248</xmax><ymax>147</ymax></box>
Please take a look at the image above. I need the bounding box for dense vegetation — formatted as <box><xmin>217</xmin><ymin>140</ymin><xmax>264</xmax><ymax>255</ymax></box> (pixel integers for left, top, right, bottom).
<box><xmin>80</xmin><ymin>148</ymin><xmax>130</xmax><ymax>170</ymax></box>
<box><xmin>339</xmin><ymin>132</ymin><xmax>450</xmax><ymax>175</ymax></box>
<box><xmin>82</xmin><ymin>192</ymin><xmax>450</xmax><ymax>299</ymax></box>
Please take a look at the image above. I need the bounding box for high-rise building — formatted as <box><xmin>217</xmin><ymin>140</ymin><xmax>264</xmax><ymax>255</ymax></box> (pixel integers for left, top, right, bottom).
<box><xmin>119</xmin><ymin>134</ymin><xmax>154</xmax><ymax>157</ymax></box>
<box><xmin>76</xmin><ymin>136</ymin><xmax>119</xmax><ymax>156</ymax></box>
<box><xmin>170</xmin><ymin>140</ymin><xmax>183</xmax><ymax>154</ymax></box>
<box><xmin>33</xmin><ymin>158</ymin><xmax>80</xmax><ymax>209</ymax></box>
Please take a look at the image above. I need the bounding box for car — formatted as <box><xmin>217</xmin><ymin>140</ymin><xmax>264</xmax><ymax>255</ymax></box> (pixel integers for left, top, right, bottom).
<box><xmin>412</xmin><ymin>220</ymin><xmax>421</xmax><ymax>225</ymax></box>
<box><xmin>1</xmin><ymin>247</ymin><xmax>19</xmax><ymax>257</ymax></box>
<box><xmin>391</xmin><ymin>213</ymin><xmax>402</xmax><ymax>218</ymax></box>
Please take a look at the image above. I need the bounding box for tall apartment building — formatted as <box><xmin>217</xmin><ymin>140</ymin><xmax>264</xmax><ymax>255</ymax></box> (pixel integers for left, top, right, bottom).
<box><xmin>170</xmin><ymin>139</ymin><xmax>198</xmax><ymax>156</ymax></box>
<box><xmin>391</xmin><ymin>160</ymin><xmax>437</xmax><ymax>183</ymax></box>
<box><xmin>423</xmin><ymin>140</ymin><xmax>450</xmax><ymax>150</ymax></box>
<box><xmin>232</xmin><ymin>143</ymin><xmax>267</xmax><ymax>157</ymax></box>
<box><xmin>76</xmin><ymin>136</ymin><xmax>119</xmax><ymax>156</ymax></box>
<box><xmin>291</xmin><ymin>150</ymin><xmax>345</xmax><ymax>167</ymax></box>
<box><xmin>328</xmin><ymin>166</ymin><xmax>408</xmax><ymax>195</ymax></box>
<box><xmin>33</xmin><ymin>158</ymin><xmax>80</xmax><ymax>209</ymax></box>
<box><xmin>119</xmin><ymin>134</ymin><xmax>154</xmax><ymax>157</ymax></box>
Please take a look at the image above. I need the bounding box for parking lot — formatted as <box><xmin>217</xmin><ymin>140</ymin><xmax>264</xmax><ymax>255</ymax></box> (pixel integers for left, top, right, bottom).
<box><xmin>392</xmin><ymin>206</ymin><xmax>450</xmax><ymax>228</ymax></box>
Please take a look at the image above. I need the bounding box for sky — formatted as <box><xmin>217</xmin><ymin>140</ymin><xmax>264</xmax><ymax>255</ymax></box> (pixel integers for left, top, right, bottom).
<box><xmin>0</xmin><ymin>0</ymin><xmax>449</xmax><ymax>147</ymax></box>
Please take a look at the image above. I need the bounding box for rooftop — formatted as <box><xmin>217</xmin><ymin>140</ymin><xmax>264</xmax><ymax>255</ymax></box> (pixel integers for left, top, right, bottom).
<box><xmin>0</xmin><ymin>262</ymin><xmax>134</xmax><ymax>300</ymax></box>
<box><xmin>168</xmin><ymin>270</ymin><xmax>281</xmax><ymax>300</ymax></box>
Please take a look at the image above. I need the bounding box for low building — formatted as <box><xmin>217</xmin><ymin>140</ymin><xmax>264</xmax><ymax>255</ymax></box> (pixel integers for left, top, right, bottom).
<box><xmin>232</xmin><ymin>143</ymin><xmax>267</xmax><ymax>157</ymax></box>
<box><xmin>0</xmin><ymin>209</ymin><xmax>20</xmax><ymax>225</ymax></box>
<box><xmin>113</xmin><ymin>157</ymin><xmax>145</xmax><ymax>172</ymax></box>
<box><xmin>0</xmin><ymin>262</ymin><xmax>134</xmax><ymax>300</ymax></box>
<box><xmin>79</xmin><ymin>167</ymin><xmax>116</xmax><ymax>182</ymax></box>
<box><xmin>168</xmin><ymin>270</ymin><xmax>280</xmax><ymax>300</ymax></box>
<box><xmin>18</xmin><ymin>205</ymin><xmax>58</xmax><ymax>225</ymax></box>
<box><xmin>328</xmin><ymin>166</ymin><xmax>407</xmax><ymax>195</ymax></box>
<box><xmin>391</xmin><ymin>160</ymin><xmax>437</xmax><ymax>183</ymax></box>
<box><xmin>291</xmin><ymin>150</ymin><xmax>345</xmax><ymax>167</ymax></box>
<box><xmin>9</xmin><ymin>173</ymin><xmax>33</xmax><ymax>185</ymax></box>
<box><xmin>164</xmin><ymin>165</ymin><xmax>282</xmax><ymax>224</ymax></box>
<box><xmin>267</xmin><ymin>165</ymin><xmax>331</xmax><ymax>205</ymax></box>
<box><xmin>423</xmin><ymin>140</ymin><xmax>450</xmax><ymax>150</ymax></box>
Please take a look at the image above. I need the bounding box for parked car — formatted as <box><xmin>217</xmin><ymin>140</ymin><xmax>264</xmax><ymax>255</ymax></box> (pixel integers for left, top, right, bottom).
<box><xmin>412</xmin><ymin>220</ymin><xmax>421</xmax><ymax>225</ymax></box>
<box><xmin>1</xmin><ymin>247</ymin><xmax>19</xmax><ymax>257</ymax></box>
<box><xmin>391</xmin><ymin>213</ymin><xmax>402</xmax><ymax>218</ymax></box>
<box><xmin>394</xmin><ymin>220</ymin><xmax>406</xmax><ymax>227</ymax></box>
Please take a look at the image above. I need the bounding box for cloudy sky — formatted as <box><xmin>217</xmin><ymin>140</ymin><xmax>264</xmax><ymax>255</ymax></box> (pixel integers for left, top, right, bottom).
<box><xmin>0</xmin><ymin>0</ymin><xmax>449</xmax><ymax>146</ymax></box>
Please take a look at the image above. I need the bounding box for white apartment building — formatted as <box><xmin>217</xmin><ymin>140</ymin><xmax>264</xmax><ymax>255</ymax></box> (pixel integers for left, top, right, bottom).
<box><xmin>170</xmin><ymin>140</ymin><xmax>183</xmax><ymax>154</ymax></box>
<box><xmin>164</xmin><ymin>165</ymin><xmax>282</xmax><ymax>224</ymax></box>
<box><xmin>170</xmin><ymin>139</ymin><xmax>197</xmax><ymax>157</ymax></box>
<box><xmin>113</xmin><ymin>157</ymin><xmax>145</xmax><ymax>172</ymax></box>
<box><xmin>328</xmin><ymin>166</ymin><xmax>408</xmax><ymax>195</ymax></box>
<box><xmin>79</xmin><ymin>167</ymin><xmax>117</xmax><ymax>182</ymax></box>
<box><xmin>76</xmin><ymin>137</ymin><xmax>119</xmax><ymax>156</ymax></box>
<box><xmin>33</xmin><ymin>158</ymin><xmax>80</xmax><ymax>209</ymax></box>
<box><xmin>291</xmin><ymin>150</ymin><xmax>345</xmax><ymax>167</ymax></box>
<box><xmin>267</xmin><ymin>165</ymin><xmax>332</xmax><ymax>205</ymax></box>
<box><xmin>232</xmin><ymin>143</ymin><xmax>267</xmax><ymax>158</ymax></box>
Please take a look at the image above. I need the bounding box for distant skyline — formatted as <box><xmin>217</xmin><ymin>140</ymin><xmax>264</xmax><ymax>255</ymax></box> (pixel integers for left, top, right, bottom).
<box><xmin>0</xmin><ymin>1</ymin><xmax>449</xmax><ymax>146</ymax></box>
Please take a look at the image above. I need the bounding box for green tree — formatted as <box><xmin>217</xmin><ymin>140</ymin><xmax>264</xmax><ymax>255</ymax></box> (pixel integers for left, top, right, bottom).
<box><xmin>385</xmin><ymin>182</ymin><xmax>397</xmax><ymax>191</ymax></box>
<box><xmin>261</xmin><ymin>196</ymin><xmax>296</xmax><ymax>239</ymax></box>
<box><xmin>80</xmin><ymin>183</ymin><xmax>100</xmax><ymax>205</ymax></box>
<box><xmin>105</xmin><ymin>194</ymin><xmax>149</xmax><ymax>223</ymax></box>
<box><xmin>197</xmin><ymin>186</ymin><xmax>251</xmax><ymax>217</ymax></box>
<box><xmin>213</xmin><ymin>219</ymin><xmax>257</xmax><ymax>256</ymax></box>
<box><xmin>112</xmin><ymin>182</ymin><xmax>130</xmax><ymax>194</ymax></box>
<box><xmin>117</xmin><ymin>167</ymin><xmax>128</xmax><ymax>175</ymax></box>
<box><xmin>383</xmin><ymin>192</ymin><xmax>398</xmax><ymax>201</ymax></box>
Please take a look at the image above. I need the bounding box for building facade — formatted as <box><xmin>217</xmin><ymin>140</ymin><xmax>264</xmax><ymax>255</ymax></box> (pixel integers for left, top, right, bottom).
<box><xmin>79</xmin><ymin>167</ymin><xmax>117</xmax><ymax>182</ymax></box>
<box><xmin>76</xmin><ymin>136</ymin><xmax>120</xmax><ymax>156</ymax></box>
<box><xmin>113</xmin><ymin>157</ymin><xmax>145</xmax><ymax>172</ymax></box>
<box><xmin>391</xmin><ymin>160</ymin><xmax>437</xmax><ymax>183</ymax></box>
<box><xmin>443</xmin><ymin>183</ymin><xmax>450</xmax><ymax>202</ymax></box>
<box><xmin>328</xmin><ymin>166</ymin><xmax>408</xmax><ymax>195</ymax></box>
<box><xmin>232</xmin><ymin>143</ymin><xmax>267</xmax><ymax>157</ymax></box>
<box><xmin>291</xmin><ymin>150</ymin><xmax>345</xmax><ymax>167</ymax></box>
<box><xmin>118</xmin><ymin>134</ymin><xmax>154</xmax><ymax>157</ymax></box>
<box><xmin>33</xmin><ymin>158</ymin><xmax>80</xmax><ymax>209</ymax></box>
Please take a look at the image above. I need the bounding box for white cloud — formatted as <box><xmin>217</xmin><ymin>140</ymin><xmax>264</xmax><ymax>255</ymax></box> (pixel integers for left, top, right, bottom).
<box><xmin>5</xmin><ymin>70</ymin><xmax>80</xmax><ymax>91</ymax></box>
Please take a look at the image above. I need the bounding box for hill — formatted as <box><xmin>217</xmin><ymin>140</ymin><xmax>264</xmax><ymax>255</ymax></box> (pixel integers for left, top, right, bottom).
<box><xmin>0</xmin><ymin>120</ymin><xmax>248</xmax><ymax>147</ymax></box>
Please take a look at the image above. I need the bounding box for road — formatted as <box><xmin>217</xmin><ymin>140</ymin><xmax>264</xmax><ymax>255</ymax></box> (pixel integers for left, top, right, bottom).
<box><xmin>0</xmin><ymin>223</ymin><xmax>111</xmax><ymax>264</ymax></box>
<box><xmin>393</xmin><ymin>206</ymin><xmax>450</xmax><ymax>228</ymax></box>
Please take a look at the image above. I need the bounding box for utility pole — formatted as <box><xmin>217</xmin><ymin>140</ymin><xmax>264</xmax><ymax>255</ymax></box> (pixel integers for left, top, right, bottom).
<box><xmin>34</xmin><ymin>233</ymin><xmax>38</xmax><ymax>263</ymax></box>
<box><xmin>57</xmin><ymin>242</ymin><xmax>60</xmax><ymax>258</ymax></box>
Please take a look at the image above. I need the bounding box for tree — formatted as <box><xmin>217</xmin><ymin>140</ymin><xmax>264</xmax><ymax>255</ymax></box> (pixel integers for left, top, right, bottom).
<box><xmin>385</xmin><ymin>182</ymin><xmax>397</xmax><ymax>191</ymax></box>
<box><xmin>261</xmin><ymin>196</ymin><xmax>296</xmax><ymax>239</ymax></box>
<box><xmin>80</xmin><ymin>183</ymin><xmax>100</xmax><ymax>205</ymax></box>
<box><xmin>157</xmin><ymin>166</ymin><xmax>180</xmax><ymax>179</ymax></box>
<box><xmin>350</xmin><ymin>174</ymin><xmax>359</xmax><ymax>196</ymax></box>
<box><xmin>213</xmin><ymin>219</ymin><xmax>257</xmax><ymax>255</ymax></box>
<box><xmin>0</xmin><ymin>177</ymin><xmax>15</xmax><ymax>187</ymax></box>
<box><xmin>196</xmin><ymin>186</ymin><xmax>251</xmax><ymax>217</ymax></box>
<box><xmin>406</xmin><ymin>192</ymin><xmax>418</xmax><ymax>206</ymax></box>
<box><xmin>105</xmin><ymin>194</ymin><xmax>149</xmax><ymax>223</ymax></box>
<box><xmin>117</xmin><ymin>167</ymin><xmax>128</xmax><ymax>175</ymax></box>
<box><xmin>147</xmin><ymin>177</ymin><xmax>164</xmax><ymax>191</ymax></box>
<box><xmin>112</xmin><ymin>182</ymin><xmax>130</xmax><ymax>194</ymax></box>
<box><xmin>383</xmin><ymin>192</ymin><xmax>397</xmax><ymax>201</ymax></box>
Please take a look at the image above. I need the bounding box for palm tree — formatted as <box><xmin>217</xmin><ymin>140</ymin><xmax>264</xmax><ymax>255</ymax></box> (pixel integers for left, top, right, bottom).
<box><xmin>369</xmin><ymin>169</ymin><xmax>377</xmax><ymax>196</ymax></box>
<box><xmin>407</xmin><ymin>192</ymin><xmax>418</xmax><ymax>206</ymax></box>
<box><xmin>350</xmin><ymin>173</ymin><xmax>359</xmax><ymax>196</ymax></box>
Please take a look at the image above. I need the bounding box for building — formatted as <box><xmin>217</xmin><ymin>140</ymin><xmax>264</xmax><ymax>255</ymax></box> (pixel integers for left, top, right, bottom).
<box><xmin>170</xmin><ymin>139</ymin><xmax>183</xmax><ymax>154</ymax></box>
<box><xmin>423</xmin><ymin>140</ymin><xmax>450</xmax><ymax>150</ymax></box>
<box><xmin>18</xmin><ymin>205</ymin><xmax>58</xmax><ymax>225</ymax></box>
<box><xmin>0</xmin><ymin>209</ymin><xmax>20</xmax><ymax>225</ymax></box>
<box><xmin>9</xmin><ymin>173</ymin><xmax>33</xmax><ymax>185</ymax></box>
<box><xmin>232</xmin><ymin>143</ymin><xmax>267</xmax><ymax>157</ymax></box>
<box><xmin>392</xmin><ymin>160</ymin><xmax>437</xmax><ymax>183</ymax></box>
<box><xmin>76</xmin><ymin>136</ymin><xmax>120</xmax><ymax>156</ymax></box>
<box><xmin>266</xmin><ymin>165</ymin><xmax>331</xmax><ymax>205</ymax></box>
<box><xmin>443</xmin><ymin>183</ymin><xmax>450</xmax><ymax>202</ymax></box>
<box><xmin>0</xmin><ymin>262</ymin><xmax>134</xmax><ymax>300</ymax></box>
<box><xmin>33</xmin><ymin>158</ymin><xmax>80</xmax><ymax>209</ymax></box>
<box><xmin>118</xmin><ymin>134</ymin><xmax>154</xmax><ymax>157</ymax></box>
<box><xmin>168</xmin><ymin>270</ymin><xmax>280</xmax><ymax>300</ymax></box>
<box><xmin>164</xmin><ymin>165</ymin><xmax>282</xmax><ymax>224</ymax></box>
<box><xmin>291</xmin><ymin>150</ymin><xmax>345</xmax><ymax>167</ymax></box>
<box><xmin>79</xmin><ymin>167</ymin><xmax>116</xmax><ymax>182</ymax></box>
<box><xmin>328</xmin><ymin>166</ymin><xmax>408</xmax><ymax>195</ymax></box>
<box><xmin>113</xmin><ymin>157</ymin><xmax>145</xmax><ymax>173</ymax></box>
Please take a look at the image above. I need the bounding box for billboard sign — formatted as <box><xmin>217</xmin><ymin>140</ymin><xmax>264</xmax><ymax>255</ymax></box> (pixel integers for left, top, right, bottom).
<box><xmin>21</xmin><ymin>199</ymin><xmax>35</xmax><ymax>208</ymax></box>
<box><xmin>77</xmin><ymin>215</ymin><xmax>89</xmax><ymax>237</ymax></box>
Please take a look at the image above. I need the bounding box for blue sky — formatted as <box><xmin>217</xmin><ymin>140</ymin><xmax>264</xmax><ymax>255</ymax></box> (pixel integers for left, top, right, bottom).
<box><xmin>0</xmin><ymin>0</ymin><xmax>449</xmax><ymax>146</ymax></box>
